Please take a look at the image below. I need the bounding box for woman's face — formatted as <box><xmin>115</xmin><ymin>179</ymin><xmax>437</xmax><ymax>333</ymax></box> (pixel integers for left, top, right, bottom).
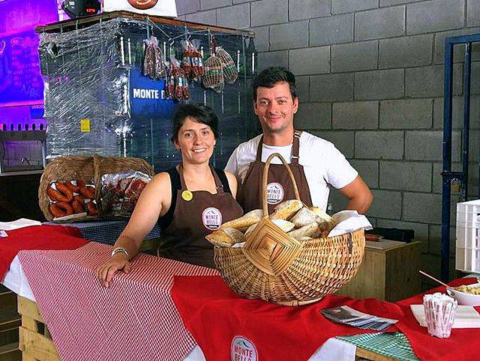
<box><xmin>174</xmin><ymin>117</ymin><xmax>216</xmax><ymax>165</ymax></box>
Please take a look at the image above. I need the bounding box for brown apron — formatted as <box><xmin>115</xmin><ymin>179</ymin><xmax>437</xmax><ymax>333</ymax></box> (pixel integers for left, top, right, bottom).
<box><xmin>241</xmin><ymin>130</ymin><xmax>313</xmax><ymax>214</ymax></box>
<box><xmin>158</xmin><ymin>165</ymin><xmax>244</xmax><ymax>268</ymax></box>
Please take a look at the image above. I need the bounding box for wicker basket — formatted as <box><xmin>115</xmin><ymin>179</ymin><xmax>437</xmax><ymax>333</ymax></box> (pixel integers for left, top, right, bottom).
<box><xmin>214</xmin><ymin>153</ymin><xmax>365</xmax><ymax>306</ymax></box>
<box><xmin>39</xmin><ymin>154</ymin><xmax>155</xmax><ymax>221</ymax></box>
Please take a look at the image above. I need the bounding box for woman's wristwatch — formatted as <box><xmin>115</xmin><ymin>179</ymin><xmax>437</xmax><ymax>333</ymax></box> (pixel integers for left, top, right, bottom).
<box><xmin>111</xmin><ymin>247</ymin><xmax>129</xmax><ymax>258</ymax></box>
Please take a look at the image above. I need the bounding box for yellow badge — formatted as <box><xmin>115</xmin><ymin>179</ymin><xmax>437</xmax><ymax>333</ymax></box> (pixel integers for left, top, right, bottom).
<box><xmin>182</xmin><ymin>190</ymin><xmax>193</xmax><ymax>201</ymax></box>
<box><xmin>80</xmin><ymin>119</ymin><xmax>91</xmax><ymax>132</ymax></box>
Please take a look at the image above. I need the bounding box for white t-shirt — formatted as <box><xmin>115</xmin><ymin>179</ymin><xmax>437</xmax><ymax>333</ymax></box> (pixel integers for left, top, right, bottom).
<box><xmin>225</xmin><ymin>132</ymin><xmax>358</xmax><ymax>211</ymax></box>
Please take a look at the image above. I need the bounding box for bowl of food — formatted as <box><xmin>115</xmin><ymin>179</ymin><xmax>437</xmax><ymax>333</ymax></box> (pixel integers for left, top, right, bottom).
<box><xmin>447</xmin><ymin>283</ymin><xmax>480</xmax><ymax>306</ymax></box>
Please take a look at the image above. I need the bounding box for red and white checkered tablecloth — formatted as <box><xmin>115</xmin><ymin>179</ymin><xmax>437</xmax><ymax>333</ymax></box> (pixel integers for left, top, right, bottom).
<box><xmin>18</xmin><ymin>242</ymin><xmax>218</xmax><ymax>361</ymax></box>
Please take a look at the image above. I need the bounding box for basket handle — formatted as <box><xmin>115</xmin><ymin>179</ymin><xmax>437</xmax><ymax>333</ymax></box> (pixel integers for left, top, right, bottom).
<box><xmin>262</xmin><ymin>153</ymin><xmax>301</xmax><ymax>218</ymax></box>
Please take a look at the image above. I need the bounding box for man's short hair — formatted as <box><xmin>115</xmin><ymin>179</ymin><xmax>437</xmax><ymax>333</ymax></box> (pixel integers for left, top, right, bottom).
<box><xmin>252</xmin><ymin>67</ymin><xmax>298</xmax><ymax>101</ymax></box>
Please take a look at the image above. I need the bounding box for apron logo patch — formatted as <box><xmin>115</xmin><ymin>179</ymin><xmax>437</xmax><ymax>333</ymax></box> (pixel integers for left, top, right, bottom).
<box><xmin>266</xmin><ymin>182</ymin><xmax>285</xmax><ymax>205</ymax></box>
<box><xmin>231</xmin><ymin>336</ymin><xmax>258</xmax><ymax>361</ymax></box>
<box><xmin>202</xmin><ymin>207</ymin><xmax>223</xmax><ymax>230</ymax></box>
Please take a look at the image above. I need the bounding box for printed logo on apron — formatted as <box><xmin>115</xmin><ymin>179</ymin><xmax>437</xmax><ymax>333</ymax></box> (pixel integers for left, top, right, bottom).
<box><xmin>231</xmin><ymin>336</ymin><xmax>258</xmax><ymax>361</ymax></box>
<box><xmin>266</xmin><ymin>182</ymin><xmax>285</xmax><ymax>205</ymax></box>
<box><xmin>202</xmin><ymin>207</ymin><xmax>223</xmax><ymax>230</ymax></box>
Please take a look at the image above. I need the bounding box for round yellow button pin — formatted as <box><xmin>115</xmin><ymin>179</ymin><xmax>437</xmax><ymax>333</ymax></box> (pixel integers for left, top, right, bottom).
<box><xmin>182</xmin><ymin>190</ymin><xmax>193</xmax><ymax>201</ymax></box>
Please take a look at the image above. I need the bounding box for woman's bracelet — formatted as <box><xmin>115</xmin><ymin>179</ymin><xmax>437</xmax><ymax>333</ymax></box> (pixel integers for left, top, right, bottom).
<box><xmin>111</xmin><ymin>246</ymin><xmax>129</xmax><ymax>258</ymax></box>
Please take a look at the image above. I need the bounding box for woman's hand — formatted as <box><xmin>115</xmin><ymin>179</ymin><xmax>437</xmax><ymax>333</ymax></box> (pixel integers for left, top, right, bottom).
<box><xmin>95</xmin><ymin>254</ymin><xmax>132</xmax><ymax>288</ymax></box>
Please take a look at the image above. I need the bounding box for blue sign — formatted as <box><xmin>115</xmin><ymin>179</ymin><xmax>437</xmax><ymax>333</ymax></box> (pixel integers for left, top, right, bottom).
<box><xmin>129</xmin><ymin>68</ymin><xmax>176</xmax><ymax>119</ymax></box>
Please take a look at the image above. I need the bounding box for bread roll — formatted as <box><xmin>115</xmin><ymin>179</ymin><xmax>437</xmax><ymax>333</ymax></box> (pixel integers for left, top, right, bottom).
<box><xmin>271</xmin><ymin>200</ymin><xmax>303</xmax><ymax>220</ymax></box>
<box><xmin>272</xmin><ymin>219</ymin><xmax>295</xmax><ymax>232</ymax></box>
<box><xmin>288</xmin><ymin>222</ymin><xmax>320</xmax><ymax>240</ymax></box>
<box><xmin>309</xmin><ymin>206</ymin><xmax>333</xmax><ymax>223</ymax></box>
<box><xmin>290</xmin><ymin>207</ymin><xmax>318</xmax><ymax>228</ymax></box>
<box><xmin>205</xmin><ymin>228</ymin><xmax>245</xmax><ymax>247</ymax></box>
<box><xmin>245</xmin><ymin>222</ymin><xmax>259</xmax><ymax>238</ymax></box>
<box><xmin>220</xmin><ymin>209</ymin><xmax>263</xmax><ymax>232</ymax></box>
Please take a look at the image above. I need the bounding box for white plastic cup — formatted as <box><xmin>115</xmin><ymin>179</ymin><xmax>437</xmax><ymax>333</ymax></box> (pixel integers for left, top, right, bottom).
<box><xmin>423</xmin><ymin>293</ymin><xmax>457</xmax><ymax>338</ymax></box>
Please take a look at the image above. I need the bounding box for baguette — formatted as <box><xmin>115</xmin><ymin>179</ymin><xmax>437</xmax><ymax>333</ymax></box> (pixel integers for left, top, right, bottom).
<box><xmin>220</xmin><ymin>209</ymin><xmax>263</xmax><ymax>232</ymax></box>
<box><xmin>205</xmin><ymin>228</ymin><xmax>245</xmax><ymax>247</ymax></box>
<box><xmin>288</xmin><ymin>222</ymin><xmax>321</xmax><ymax>240</ymax></box>
<box><xmin>271</xmin><ymin>200</ymin><xmax>303</xmax><ymax>220</ymax></box>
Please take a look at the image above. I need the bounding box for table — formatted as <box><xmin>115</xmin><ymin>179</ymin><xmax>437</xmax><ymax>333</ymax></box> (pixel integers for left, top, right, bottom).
<box><xmin>2</xmin><ymin>246</ymin><xmax>423</xmax><ymax>361</ymax></box>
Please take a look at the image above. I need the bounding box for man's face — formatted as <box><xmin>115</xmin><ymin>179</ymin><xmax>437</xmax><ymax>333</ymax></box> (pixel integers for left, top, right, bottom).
<box><xmin>254</xmin><ymin>82</ymin><xmax>298</xmax><ymax>135</ymax></box>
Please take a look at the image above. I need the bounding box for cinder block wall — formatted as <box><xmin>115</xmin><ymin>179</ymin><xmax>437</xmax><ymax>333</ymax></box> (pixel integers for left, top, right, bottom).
<box><xmin>176</xmin><ymin>0</ymin><xmax>480</xmax><ymax>283</ymax></box>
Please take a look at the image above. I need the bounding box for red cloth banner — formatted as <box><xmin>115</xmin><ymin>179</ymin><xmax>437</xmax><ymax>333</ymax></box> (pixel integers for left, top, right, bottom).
<box><xmin>0</xmin><ymin>225</ymin><xmax>87</xmax><ymax>280</ymax></box>
<box><xmin>171</xmin><ymin>275</ymin><xmax>480</xmax><ymax>361</ymax></box>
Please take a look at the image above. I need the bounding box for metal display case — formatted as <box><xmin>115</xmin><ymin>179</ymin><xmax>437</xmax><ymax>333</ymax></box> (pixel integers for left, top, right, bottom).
<box><xmin>37</xmin><ymin>11</ymin><xmax>258</xmax><ymax>171</ymax></box>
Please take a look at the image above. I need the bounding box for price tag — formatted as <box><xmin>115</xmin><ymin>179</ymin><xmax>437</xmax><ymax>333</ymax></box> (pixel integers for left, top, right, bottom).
<box><xmin>80</xmin><ymin>119</ymin><xmax>91</xmax><ymax>132</ymax></box>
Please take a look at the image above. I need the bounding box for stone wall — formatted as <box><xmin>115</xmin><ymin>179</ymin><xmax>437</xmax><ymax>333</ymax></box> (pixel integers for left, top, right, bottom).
<box><xmin>176</xmin><ymin>0</ymin><xmax>480</xmax><ymax>285</ymax></box>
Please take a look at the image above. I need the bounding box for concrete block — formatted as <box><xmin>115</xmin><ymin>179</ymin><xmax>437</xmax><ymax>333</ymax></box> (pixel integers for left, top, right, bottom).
<box><xmin>379</xmin><ymin>34</ymin><xmax>433</xmax><ymax>69</ymax></box>
<box><xmin>407</xmin><ymin>0</ymin><xmax>465</xmax><ymax>35</ymax></box>
<box><xmin>429</xmin><ymin>224</ymin><xmax>457</xmax><ymax>256</ymax></box>
<box><xmin>289</xmin><ymin>47</ymin><xmax>330</xmax><ymax>75</ymax></box>
<box><xmin>201</xmin><ymin>0</ymin><xmax>231</xmax><ymax>10</ymax></box>
<box><xmin>405</xmin><ymin>64</ymin><xmax>463</xmax><ymax>98</ymax></box>
<box><xmin>355</xmin><ymin>69</ymin><xmax>404</xmax><ymax>100</ymax></box>
<box><xmin>376</xmin><ymin>219</ymin><xmax>429</xmax><ymax>253</ymax></box>
<box><xmin>380</xmin><ymin>161</ymin><xmax>432</xmax><ymax>192</ymax></box>
<box><xmin>270</xmin><ymin>21</ymin><xmax>309</xmax><ymax>51</ymax></box>
<box><xmin>434</xmin><ymin>28</ymin><xmax>480</xmax><ymax>64</ymax></box>
<box><xmin>367</xmin><ymin>190</ymin><xmax>402</xmax><ymax>219</ymax></box>
<box><xmin>355</xmin><ymin>6</ymin><xmax>405</xmax><ymax>41</ymax></box>
<box><xmin>380</xmin><ymin>99</ymin><xmax>433</xmax><ymax>129</ymax></box>
<box><xmin>433</xmin><ymin>96</ymin><xmax>480</xmax><ymax>130</ymax></box>
<box><xmin>472</xmin><ymin>62</ymin><xmax>480</xmax><ymax>95</ymax></box>
<box><xmin>186</xmin><ymin>10</ymin><xmax>216</xmax><ymax>25</ymax></box>
<box><xmin>250</xmin><ymin>26</ymin><xmax>269</xmax><ymax>52</ymax></box>
<box><xmin>295</xmin><ymin>103</ymin><xmax>332</xmax><ymax>130</ymax></box>
<box><xmin>380</xmin><ymin>0</ymin><xmax>425</xmax><ymax>6</ymax></box>
<box><xmin>328</xmin><ymin>188</ymin><xmax>349</xmax><ymax>213</ymax></box>
<box><xmin>403</xmin><ymin>192</ymin><xmax>442</xmax><ymax>224</ymax></box>
<box><xmin>217</xmin><ymin>4</ymin><xmax>250</xmax><ymax>28</ymax></box>
<box><xmin>310</xmin><ymin>14</ymin><xmax>354</xmax><ymax>46</ymax></box>
<box><xmin>332</xmin><ymin>0</ymin><xmax>378</xmax><ymax>14</ymax></box>
<box><xmin>295</xmin><ymin>76</ymin><xmax>309</xmax><ymax>103</ymax></box>
<box><xmin>258</xmin><ymin>51</ymin><xmax>288</xmax><ymax>71</ymax></box>
<box><xmin>331</xmin><ymin>41</ymin><xmax>378</xmax><ymax>73</ymax></box>
<box><xmin>405</xmin><ymin>131</ymin><xmax>461</xmax><ymax>161</ymax></box>
<box><xmin>176</xmin><ymin>0</ymin><xmax>201</xmax><ymax>15</ymax></box>
<box><xmin>468</xmin><ymin>0</ymin><xmax>480</xmax><ymax>27</ymax></box>
<box><xmin>312</xmin><ymin>131</ymin><xmax>355</xmax><ymax>158</ymax></box>
<box><xmin>310</xmin><ymin>73</ymin><xmax>354</xmax><ymax>102</ymax></box>
<box><xmin>332</xmin><ymin>101</ymin><xmax>379</xmax><ymax>129</ymax></box>
<box><xmin>350</xmin><ymin>160</ymin><xmax>379</xmax><ymax>188</ymax></box>
<box><xmin>251</xmin><ymin>0</ymin><xmax>288</xmax><ymax>26</ymax></box>
<box><xmin>355</xmin><ymin>131</ymin><xmax>404</xmax><ymax>159</ymax></box>
<box><xmin>234</xmin><ymin>0</ymin><xmax>257</xmax><ymax>3</ymax></box>
<box><xmin>289</xmin><ymin>0</ymin><xmax>331</xmax><ymax>21</ymax></box>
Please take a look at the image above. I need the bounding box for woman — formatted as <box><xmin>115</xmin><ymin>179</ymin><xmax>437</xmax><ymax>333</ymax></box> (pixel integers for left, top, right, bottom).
<box><xmin>96</xmin><ymin>104</ymin><xmax>243</xmax><ymax>287</ymax></box>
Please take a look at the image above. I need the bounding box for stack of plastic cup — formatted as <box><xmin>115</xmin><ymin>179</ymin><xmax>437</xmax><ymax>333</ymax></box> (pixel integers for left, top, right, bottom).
<box><xmin>423</xmin><ymin>293</ymin><xmax>458</xmax><ymax>338</ymax></box>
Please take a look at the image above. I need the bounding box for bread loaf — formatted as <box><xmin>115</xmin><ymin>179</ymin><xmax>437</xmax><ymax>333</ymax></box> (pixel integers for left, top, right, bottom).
<box><xmin>288</xmin><ymin>223</ymin><xmax>321</xmax><ymax>240</ymax></box>
<box><xmin>290</xmin><ymin>207</ymin><xmax>318</xmax><ymax>227</ymax></box>
<box><xmin>271</xmin><ymin>200</ymin><xmax>303</xmax><ymax>220</ymax></box>
<box><xmin>206</xmin><ymin>228</ymin><xmax>245</xmax><ymax>247</ymax></box>
<box><xmin>220</xmin><ymin>209</ymin><xmax>263</xmax><ymax>232</ymax></box>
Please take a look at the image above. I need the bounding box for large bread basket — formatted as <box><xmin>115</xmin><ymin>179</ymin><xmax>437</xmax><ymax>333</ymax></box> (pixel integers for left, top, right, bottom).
<box><xmin>39</xmin><ymin>154</ymin><xmax>154</xmax><ymax>221</ymax></box>
<box><xmin>214</xmin><ymin>153</ymin><xmax>365</xmax><ymax>306</ymax></box>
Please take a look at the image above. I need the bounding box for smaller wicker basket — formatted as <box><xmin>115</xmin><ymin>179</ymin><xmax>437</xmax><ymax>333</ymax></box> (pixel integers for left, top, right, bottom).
<box><xmin>214</xmin><ymin>153</ymin><xmax>365</xmax><ymax>306</ymax></box>
<box><xmin>39</xmin><ymin>154</ymin><xmax>155</xmax><ymax>221</ymax></box>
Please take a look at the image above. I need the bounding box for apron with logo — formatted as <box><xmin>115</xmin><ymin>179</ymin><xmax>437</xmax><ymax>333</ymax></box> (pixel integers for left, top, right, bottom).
<box><xmin>241</xmin><ymin>130</ymin><xmax>313</xmax><ymax>214</ymax></box>
<box><xmin>158</xmin><ymin>166</ymin><xmax>244</xmax><ymax>269</ymax></box>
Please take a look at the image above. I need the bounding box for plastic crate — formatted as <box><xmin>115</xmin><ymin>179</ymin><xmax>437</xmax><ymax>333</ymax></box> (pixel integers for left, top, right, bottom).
<box><xmin>456</xmin><ymin>199</ymin><xmax>480</xmax><ymax>272</ymax></box>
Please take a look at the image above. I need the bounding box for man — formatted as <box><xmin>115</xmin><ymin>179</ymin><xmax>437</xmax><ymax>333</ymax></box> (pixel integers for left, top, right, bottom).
<box><xmin>225</xmin><ymin>67</ymin><xmax>373</xmax><ymax>214</ymax></box>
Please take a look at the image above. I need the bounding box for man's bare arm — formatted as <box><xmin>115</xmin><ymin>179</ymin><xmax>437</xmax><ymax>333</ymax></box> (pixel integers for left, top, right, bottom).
<box><xmin>338</xmin><ymin>175</ymin><xmax>373</xmax><ymax>214</ymax></box>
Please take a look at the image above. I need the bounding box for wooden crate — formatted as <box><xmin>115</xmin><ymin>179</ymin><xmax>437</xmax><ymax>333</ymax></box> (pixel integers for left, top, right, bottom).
<box><xmin>17</xmin><ymin>296</ymin><xmax>60</xmax><ymax>361</ymax></box>
<box><xmin>0</xmin><ymin>285</ymin><xmax>21</xmax><ymax>361</ymax></box>
<box><xmin>337</xmin><ymin>240</ymin><xmax>421</xmax><ymax>302</ymax></box>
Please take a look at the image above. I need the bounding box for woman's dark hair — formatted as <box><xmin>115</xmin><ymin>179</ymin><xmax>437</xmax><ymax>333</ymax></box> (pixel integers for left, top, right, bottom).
<box><xmin>252</xmin><ymin>67</ymin><xmax>298</xmax><ymax>101</ymax></box>
<box><xmin>171</xmin><ymin>103</ymin><xmax>219</xmax><ymax>143</ymax></box>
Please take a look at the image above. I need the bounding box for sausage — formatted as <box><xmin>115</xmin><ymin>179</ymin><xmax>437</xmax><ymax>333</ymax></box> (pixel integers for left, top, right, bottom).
<box><xmin>49</xmin><ymin>202</ymin><xmax>74</xmax><ymax>218</ymax></box>
<box><xmin>127</xmin><ymin>0</ymin><xmax>158</xmax><ymax>10</ymax></box>
<box><xmin>55</xmin><ymin>182</ymin><xmax>74</xmax><ymax>202</ymax></box>
<box><xmin>47</xmin><ymin>184</ymin><xmax>73</xmax><ymax>203</ymax></box>
<box><xmin>77</xmin><ymin>180</ymin><xmax>85</xmax><ymax>188</ymax></box>
<box><xmin>86</xmin><ymin>201</ymin><xmax>98</xmax><ymax>216</ymax></box>
<box><xmin>72</xmin><ymin>200</ymin><xmax>85</xmax><ymax>214</ymax></box>
<box><xmin>73</xmin><ymin>194</ymin><xmax>85</xmax><ymax>203</ymax></box>
<box><xmin>64</xmin><ymin>180</ymin><xmax>80</xmax><ymax>193</ymax></box>
<box><xmin>79</xmin><ymin>186</ymin><xmax>95</xmax><ymax>199</ymax></box>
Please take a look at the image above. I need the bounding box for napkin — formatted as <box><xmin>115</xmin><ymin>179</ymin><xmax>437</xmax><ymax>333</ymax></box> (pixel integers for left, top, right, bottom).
<box><xmin>0</xmin><ymin>218</ymin><xmax>42</xmax><ymax>231</ymax></box>
<box><xmin>411</xmin><ymin>304</ymin><xmax>480</xmax><ymax>328</ymax></box>
<box><xmin>328</xmin><ymin>210</ymin><xmax>372</xmax><ymax>237</ymax></box>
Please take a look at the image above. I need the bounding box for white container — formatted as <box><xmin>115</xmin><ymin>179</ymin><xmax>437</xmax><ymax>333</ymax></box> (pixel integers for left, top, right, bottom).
<box><xmin>456</xmin><ymin>200</ymin><xmax>480</xmax><ymax>272</ymax></box>
<box><xmin>447</xmin><ymin>282</ymin><xmax>480</xmax><ymax>306</ymax></box>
